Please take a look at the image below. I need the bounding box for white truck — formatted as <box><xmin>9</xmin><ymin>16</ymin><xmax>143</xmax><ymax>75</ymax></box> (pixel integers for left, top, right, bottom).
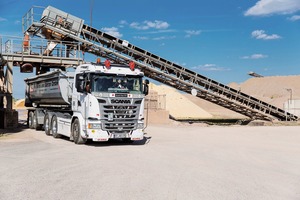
<box><xmin>25</xmin><ymin>60</ymin><xmax>149</xmax><ymax>144</ymax></box>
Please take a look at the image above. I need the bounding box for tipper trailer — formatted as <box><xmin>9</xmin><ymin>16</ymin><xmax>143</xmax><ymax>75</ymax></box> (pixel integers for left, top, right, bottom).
<box><xmin>25</xmin><ymin>61</ymin><xmax>149</xmax><ymax>144</ymax></box>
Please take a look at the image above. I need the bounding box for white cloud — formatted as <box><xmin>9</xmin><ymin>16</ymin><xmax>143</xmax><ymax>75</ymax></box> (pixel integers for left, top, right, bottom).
<box><xmin>0</xmin><ymin>17</ymin><xmax>7</xmax><ymax>22</ymax></box>
<box><xmin>133</xmin><ymin>35</ymin><xmax>175</xmax><ymax>41</ymax></box>
<box><xmin>153</xmin><ymin>36</ymin><xmax>176</xmax><ymax>40</ymax></box>
<box><xmin>133</xmin><ymin>36</ymin><xmax>149</xmax><ymax>40</ymax></box>
<box><xmin>101</xmin><ymin>27</ymin><xmax>123</xmax><ymax>38</ymax></box>
<box><xmin>242</xmin><ymin>54</ymin><xmax>268</xmax><ymax>59</ymax></box>
<box><xmin>193</xmin><ymin>64</ymin><xmax>230</xmax><ymax>71</ymax></box>
<box><xmin>145</xmin><ymin>29</ymin><xmax>177</xmax><ymax>34</ymax></box>
<box><xmin>245</xmin><ymin>0</ymin><xmax>300</xmax><ymax>16</ymax></box>
<box><xmin>251</xmin><ymin>30</ymin><xmax>281</xmax><ymax>40</ymax></box>
<box><xmin>288</xmin><ymin>15</ymin><xmax>300</xmax><ymax>21</ymax></box>
<box><xmin>118</xmin><ymin>20</ymin><xmax>128</xmax><ymax>28</ymax></box>
<box><xmin>185</xmin><ymin>30</ymin><xmax>201</xmax><ymax>38</ymax></box>
<box><xmin>119</xmin><ymin>20</ymin><xmax>127</xmax><ymax>25</ymax></box>
<box><xmin>130</xmin><ymin>20</ymin><xmax>169</xmax><ymax>30</ymax></box>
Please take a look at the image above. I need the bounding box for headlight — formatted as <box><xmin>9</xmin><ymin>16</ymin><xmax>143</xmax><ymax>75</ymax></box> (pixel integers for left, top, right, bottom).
<box><xmin>137</xmin><ymin>123</ymin><xmax>144</xmax><ymax>129</ymax></box>
<box><xmin>88</xmin><ymin>123</ymin><xmax>101</xmax><ymax>129</ymax></box>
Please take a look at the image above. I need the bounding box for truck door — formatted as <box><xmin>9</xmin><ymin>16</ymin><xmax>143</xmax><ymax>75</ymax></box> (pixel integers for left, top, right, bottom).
<box><xmin>73</xmin><ymin>73</ymin><xmax>89</xmax><ymax>120</ymax></box>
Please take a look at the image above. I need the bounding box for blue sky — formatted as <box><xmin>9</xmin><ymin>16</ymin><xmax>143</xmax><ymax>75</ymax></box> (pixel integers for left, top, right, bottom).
<box><xmin>1</xmin><ymin>0</ymin><xmax>300</xmax><ymax>99</ymax></box>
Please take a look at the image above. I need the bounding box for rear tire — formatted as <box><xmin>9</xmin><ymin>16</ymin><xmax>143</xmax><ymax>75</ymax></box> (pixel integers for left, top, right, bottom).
<box><xmin>72</xmin><ymin>119</ymin><xmax>86</xmax><ymax>145</ymax></box>
<box><xmin>51</xmin><ymin>115</ymin><xmax>61</xmax><ymax>138</ymax></box>
<box><xmin>44</xmin><ymin>113</ymin><xmax>51</xmax><ymax>136</ymax></box>
<box><xmin>34</xmin><ymin>110</ymin><xmax>43</xmax><ymax>130</ymax></box>
<box><xmin>28</xmin><ymin>111</ymin><xmax>34</xmax><ymax>129</ymax></box>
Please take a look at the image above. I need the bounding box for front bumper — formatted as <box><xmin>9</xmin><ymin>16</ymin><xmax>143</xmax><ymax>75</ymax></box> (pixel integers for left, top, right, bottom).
<box><xmin>86</xmin><ymin>128</ymin><xmax>144</xmax><ymax>142</ymax></box>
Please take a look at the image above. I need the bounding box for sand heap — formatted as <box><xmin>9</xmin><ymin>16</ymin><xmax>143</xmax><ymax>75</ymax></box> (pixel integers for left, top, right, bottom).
<box><xmin>183</xmin><ymin>93</ymin><xmax>246</xmax><ymax>119</ymax></box>
<box><xmin>228</xmin><ymin>75</ymin><xmax>300</xmax><ymax>108</ymax></box>
<box><xmin>13</xmin><ymin>99</ymin><xmax>25</xmax><ymax>109</ymax></box>
<box><xmin>184</xmin><ymin>75</ymin><xmax>300</xmax><ymax>119</ymax></box>
<box><xmin>149</xmin><ymin>83</ymin><xmax>213</xmax><ymax>120</ymax></box>
<box><xmin>151</xmin><ymin>75</ymin><xmax>300</xmax><ymax>120</ymax></box>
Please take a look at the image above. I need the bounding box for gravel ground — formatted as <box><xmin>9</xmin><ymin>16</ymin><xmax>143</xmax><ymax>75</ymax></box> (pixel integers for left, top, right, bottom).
<box><xmin>0</xmin><ymin>124</ymin><xmax>300</xmax><ymax>200</ymax></box>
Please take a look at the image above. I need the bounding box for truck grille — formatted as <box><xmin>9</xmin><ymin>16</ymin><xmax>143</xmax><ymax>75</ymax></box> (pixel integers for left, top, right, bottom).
<box><xmin>100</xmin><ymin>103</ymin><xmax>140</xmax><ymax>133</ymax></box>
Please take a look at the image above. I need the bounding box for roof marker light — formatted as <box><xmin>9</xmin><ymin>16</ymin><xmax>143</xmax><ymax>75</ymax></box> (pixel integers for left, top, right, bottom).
<box><xmin>129</xmin><ymin>61</ymin><xmax>135</xmax><ymax>71</ymax></box>
<box><xmin>96</xmin><ymin>58</ymin><xmax>101</xmax><ymax>64</ymax></box>
<box><xmin>104</xmin><ymin>59</ymin><xmax>111</xmax><ymax>69</ymax></box>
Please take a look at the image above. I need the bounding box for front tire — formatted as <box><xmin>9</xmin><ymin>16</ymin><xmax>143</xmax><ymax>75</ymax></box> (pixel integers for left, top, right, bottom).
<box><xmin>72</xmin><ymin>119</ymin><xmax>86</xmax><ymax>145</ymax></box>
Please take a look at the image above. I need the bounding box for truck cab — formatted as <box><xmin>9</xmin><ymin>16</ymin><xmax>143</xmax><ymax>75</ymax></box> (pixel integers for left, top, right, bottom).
<box><xmin>71</xmin><ymin>61</ymin><xmax>148</xmax><ymax>143</ymax></box>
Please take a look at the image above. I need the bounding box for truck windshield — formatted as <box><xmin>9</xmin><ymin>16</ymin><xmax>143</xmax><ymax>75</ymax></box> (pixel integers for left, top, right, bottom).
<box><xmin>91</xmin><ymin>74</ymin><xmax>143</xmax><ymax>94</ymax></box>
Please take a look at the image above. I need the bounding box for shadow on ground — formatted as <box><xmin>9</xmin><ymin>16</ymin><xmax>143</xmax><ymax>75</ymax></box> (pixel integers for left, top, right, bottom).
<box><xmin>85</xmin><ymin>136</ymin><xmax>152</xmax><ymax>147</ymax></box>
<box><xmin>0</xmin><ymin>120</ymin><xmax>29</xmax><ymax>135</ymax></box>
<box><xmin>55</xmin><ymin>134</ymin><xmax>152</xmax><ymax>147</ymax></box>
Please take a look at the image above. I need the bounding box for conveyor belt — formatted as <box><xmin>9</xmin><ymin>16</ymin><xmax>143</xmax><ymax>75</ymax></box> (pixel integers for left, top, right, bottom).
<box><xmin>24</xmin><ymin>6</ymin><xmax>298</xmax><ymax>121</ymax></box>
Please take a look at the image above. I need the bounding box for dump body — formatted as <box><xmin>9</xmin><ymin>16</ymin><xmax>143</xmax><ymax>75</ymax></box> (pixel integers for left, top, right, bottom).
<box><xmin>24</xmin><ymin>70</ymin><xmax>73</xmax><ymax>107</ymax></box>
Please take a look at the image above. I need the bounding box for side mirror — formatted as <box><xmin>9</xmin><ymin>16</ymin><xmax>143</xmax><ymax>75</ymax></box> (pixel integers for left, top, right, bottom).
<box><xmin>76</xmin><ymin>75</ymin><xmax>84</xmax><ymax>93</ymax></box>
<box><xmin>143</xmin><ymin>85</ymin><xmax>149</xmax><ymax>96</ymax></box>
<box><xmin>85</xmin><ymin>81</ymin><xmax>91</xmax><ymax>93</ymax></box>
<box><xmin>143</xmin><ymin>79</ymin><xmax>149</xmax><ymax>96</ymax></box>
<box><xmin>76</xmin><ymin>82</ymin><xmax>84</xmax><ymax>93</ymax></box>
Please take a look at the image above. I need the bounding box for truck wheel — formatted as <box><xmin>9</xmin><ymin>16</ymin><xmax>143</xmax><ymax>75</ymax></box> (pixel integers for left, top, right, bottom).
<box><xmin>33</xmin><ymin>111</ymin><xmax>37</xmax><ymax>129</ymax></box>
<box><xmin>28</xmin><ymin>111</ymin><xmax>34</xmax><ymax>129</ymax></box>
<box><xmin>34</xmin><ymin>110</ymin><xmax>43</xmax><ymax>130</ymax></box>
<box><xmin>51</xmin><ymin>115</ymin><xmax>61</xmax><ymax>138</ymax></box>
<box><xmin>44</xmin><ymin>114</ymin><xmax>51</xmax><ymax>136</ymax></box>
<box><xmin>72</xmin><ymin>119</ymin><xmax>86</xmax><ymax>145</ymax></box>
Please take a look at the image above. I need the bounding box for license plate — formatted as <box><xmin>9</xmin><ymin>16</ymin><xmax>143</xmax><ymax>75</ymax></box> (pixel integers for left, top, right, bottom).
<box><xmin>114</xmin><ymin>133</ymin><xmax>126</xmax><ymax>138</ymax></box>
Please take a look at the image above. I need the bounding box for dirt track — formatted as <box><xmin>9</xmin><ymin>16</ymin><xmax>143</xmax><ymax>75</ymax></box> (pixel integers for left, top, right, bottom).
<box><xmin>0</xmin><ymin>124</ymin><xmax>300</xmax><ymax>200</ymax></box>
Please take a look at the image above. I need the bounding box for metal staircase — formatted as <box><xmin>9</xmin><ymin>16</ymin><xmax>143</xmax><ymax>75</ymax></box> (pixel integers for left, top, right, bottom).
<box><xmin>22</xmin><ymin>5</ymin><xmax>298</xmax><ymax>121</ymax></box>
